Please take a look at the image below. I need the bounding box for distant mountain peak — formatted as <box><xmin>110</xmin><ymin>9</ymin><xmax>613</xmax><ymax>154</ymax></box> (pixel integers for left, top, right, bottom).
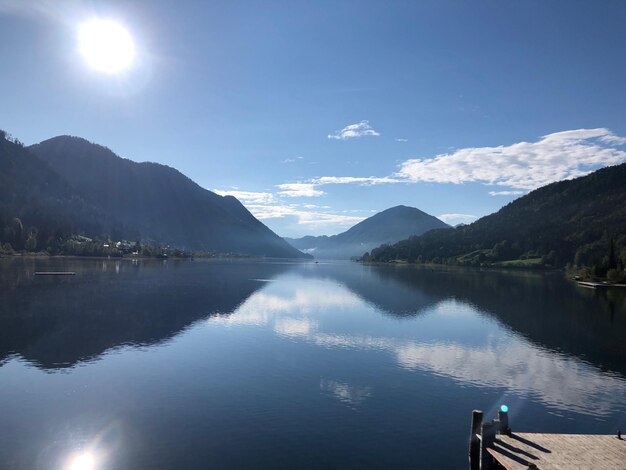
<box><xmin>286</xmin><ymin>205</ymin><xmax>449</xmax><ymax>259</ymax></box>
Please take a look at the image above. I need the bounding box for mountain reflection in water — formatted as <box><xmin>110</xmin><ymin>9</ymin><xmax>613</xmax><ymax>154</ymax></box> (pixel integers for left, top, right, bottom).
<box><xmin>1</xmin><ymin>258</ymin><xmax>625</xmax><ymax>469</ymax></box>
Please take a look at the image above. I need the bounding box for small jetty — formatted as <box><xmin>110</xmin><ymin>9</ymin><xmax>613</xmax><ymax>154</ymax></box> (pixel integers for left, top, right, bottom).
<box><xmin>575</xmin><ymin>280</ymin><xmax>626</xmax><ymax>290</ymax></box>
<box><xmin>469</xmin><ymin>408</ymin><xmax>625</xmax><ymax>469</ymax></box>
<box><xmin>576</xmin><ymin>281</ymin><xmax>610</xmax><ymax>290</ymax></box>
<box><xmin>34</xmin><ymin>271</ymin><xmax>76</xmax><ymax>276</ymax></box>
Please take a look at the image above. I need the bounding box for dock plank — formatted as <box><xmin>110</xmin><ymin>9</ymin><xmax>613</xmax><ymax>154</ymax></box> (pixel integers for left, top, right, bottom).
<box><xmin>488</xmin><ymin>432</ymin><xmax>626</xmax><ymax>469</ymax></box>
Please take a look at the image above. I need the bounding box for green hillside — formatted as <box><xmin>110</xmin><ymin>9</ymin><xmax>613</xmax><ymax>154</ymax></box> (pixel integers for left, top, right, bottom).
<box><xmin>364</xmin><ymin>163</ymin><xmax>626</xmax><ymax>278</ymax></box>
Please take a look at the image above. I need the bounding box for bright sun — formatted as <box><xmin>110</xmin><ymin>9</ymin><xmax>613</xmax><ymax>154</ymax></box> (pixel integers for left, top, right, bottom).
<box><xmin>68</xmin><ymin>452</ymin><xmax>95</xmax><ymax>470</ymax></box>
<box><xmin>79</xmin><ymin>19</ymin><xmax>135</xmax><ymax>74</ymax></box>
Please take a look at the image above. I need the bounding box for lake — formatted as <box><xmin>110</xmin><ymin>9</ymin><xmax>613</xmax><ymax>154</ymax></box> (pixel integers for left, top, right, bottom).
<box><xmin>1</xmin><ymin>258</ymin><xmax>625</xmax><ymax>469</ymax></box>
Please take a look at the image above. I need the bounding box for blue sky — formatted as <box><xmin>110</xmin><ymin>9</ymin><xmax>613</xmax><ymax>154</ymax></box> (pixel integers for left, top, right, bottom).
<box><xmin>1</xmin><ymin>0</ymin><xmax>626</xmax><ymax>237</ymax></box>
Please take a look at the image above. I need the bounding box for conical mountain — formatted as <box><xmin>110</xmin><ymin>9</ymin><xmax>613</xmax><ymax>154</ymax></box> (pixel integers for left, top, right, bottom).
<box><xmin>286</xmin><ymin>205</ymin><xmax>449</xmax><ymax>259</ymax></box>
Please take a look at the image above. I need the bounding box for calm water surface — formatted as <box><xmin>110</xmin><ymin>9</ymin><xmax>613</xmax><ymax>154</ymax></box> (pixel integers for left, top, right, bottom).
<box><xmin>1</xmin><ymin>258</ymin><xmax>625</xmax><ymax>469</ymax></box>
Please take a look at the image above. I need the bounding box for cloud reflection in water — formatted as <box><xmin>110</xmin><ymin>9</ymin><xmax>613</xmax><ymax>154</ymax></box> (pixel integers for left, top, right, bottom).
<box><xmin>320</xmin><ymin>379</ymin><xmax>372</xmax><ymax>408</ymax></box>
<box><xmin>209</xmin><ymin>277</ymin><xmax>626</xmax><ymax>418</ymax></box>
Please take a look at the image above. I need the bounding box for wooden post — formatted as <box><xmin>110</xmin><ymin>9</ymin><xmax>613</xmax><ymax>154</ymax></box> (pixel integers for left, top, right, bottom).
<box><xmin>498</xmin><ymin>409</ymin><xmax>510</xmax><ymax>435</ymax></box>
<box><xmin>480</xmin><ymin>421</ymin><xmax>497</xmax><ymax>470</ymax></box>
<box><xmin>469</xmin><ymin>410</ymin><xmax>483</xmax><ymax>470</ymax></box>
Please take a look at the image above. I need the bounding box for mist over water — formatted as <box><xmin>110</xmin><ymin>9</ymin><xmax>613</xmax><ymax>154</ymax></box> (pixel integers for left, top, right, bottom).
<box><xmin>1</xmin><ymin>258</ymin><xmax>625</xmax><ymax>469</ymax></box>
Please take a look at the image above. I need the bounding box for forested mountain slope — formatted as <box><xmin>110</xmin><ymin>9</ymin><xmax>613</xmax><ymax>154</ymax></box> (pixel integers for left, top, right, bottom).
<box><xmin>29</xmin><ymin>136</ymin><xmax>308</xmax><ymax>258</ymax></box>
<box><xmin>365</xmin><ymin>164</ymin><xmax>626</xmax><ymax>271</ymax></box>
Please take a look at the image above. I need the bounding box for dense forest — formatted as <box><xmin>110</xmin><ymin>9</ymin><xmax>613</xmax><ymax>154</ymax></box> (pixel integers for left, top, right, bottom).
<box><xmin>362</xmin><ymin>163</ymin><xmax>626</xmax><ymax>281</ymax></box>
<box><xmin>0</xmin><ymin>130</ymin><xmax>130</xmax><ymax>256</ymax></box>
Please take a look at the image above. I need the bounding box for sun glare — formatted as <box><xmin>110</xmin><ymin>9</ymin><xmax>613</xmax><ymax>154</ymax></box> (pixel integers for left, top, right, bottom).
<box><xmin>68</xmin><ymin>452</ymin><xmax>95</xmax><ymax>470</ymax></box>
<box><xmin>79</xmin><ymin>19</ymin><xmax>135</xmax><ymax>74</ymax></box>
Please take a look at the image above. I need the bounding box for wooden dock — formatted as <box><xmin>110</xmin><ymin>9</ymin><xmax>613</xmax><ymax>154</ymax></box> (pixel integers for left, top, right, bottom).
<box><xmin>469</xmin><ymin>409</ymin><xmax>625</xmax><ymax>469</ymax></box>
<box><xmin>488</xmin><ymin>432</ymin><xmax>626</xmax><ymax>469</ymax></box>
<box><xmin>576</xmin><ymin>280</ymin><xmax>626</xmax><ymax>290</ymax></box>
<box><xmin>34</xmin><ymin>271</ymin><xmax>76</xmax><ymax>276</ymax></box>
<box><xmin>576</xmin><ymin>281</ymin><xmax>610</xmax><ymax>289</ymax></box>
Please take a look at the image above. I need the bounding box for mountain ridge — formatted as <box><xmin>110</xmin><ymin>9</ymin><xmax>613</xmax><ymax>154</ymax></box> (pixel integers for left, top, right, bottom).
<box><xmin>27</xmin><ymin>135</ymin><xmax>308</xmax><ymax>258</ymax></box>
<box><xmin>0</xmin><ymin>131</ymin><xmax>308</xmax><ymax>258</ymax></box>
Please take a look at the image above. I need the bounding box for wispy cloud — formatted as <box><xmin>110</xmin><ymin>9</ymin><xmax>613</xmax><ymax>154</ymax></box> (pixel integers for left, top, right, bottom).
<box><xmin>488</xmin><ymin>190</ymin><xmax>525</xmax><ymax>197</ymax></box>
<box><xmin>277</xmin><ymin>183</ymin><xmax>325</xmax><ymax>198</ymax></box>
<box><xmin>302</xmin><ymin>204</ymin><xmax>331</xmax><ymax>209</ymax></box>
<box><xmin>437</xmin><ymin>214</ymin><xmax>478</xmax><ymax>224</ymax></box>
<box><xmin>213</xmin><ymin>188</ymin><xmax>363</xmax><ymax>229</ymax></box>
<box><xmin>283</xmin><ymin>156</ymin><xmax>304</xmax><ymax>163</ymax></box>
<box><xmin>395</xmin><ymin>138</ymin><xmax>408</xmax><ymax>142</ymax></box>
<box><xmin>246</xmin><ymin>203</ymin><xmax>365</xmax><ymax>227</ymax></box>
<box><xmin>213</xmin><ymin>189</ymin><xmax>276</xmax><ymax>204</ymax></box>
<box><xmin>599</xmin><ymin>133</ymin><xmax>626</xmax><ymax>145</ymax></box>
<box><xmin>328</xmin><ymin>120</ymin><xmax>380</xmax><ymax>140</ymax></box>
<box><xmin>276</xmin><ymin>176</ymin><xmax>397</xmax><ymax>199</ymax></box>
<box><xmin>314</xmin><ymin>176</ymin><xmax>398</xmax><ymax>185</ymax></box>
<box><xmin>396</xmin><ymin>128</ymin><xmax>626</xmax><ymax>190</ymax></box>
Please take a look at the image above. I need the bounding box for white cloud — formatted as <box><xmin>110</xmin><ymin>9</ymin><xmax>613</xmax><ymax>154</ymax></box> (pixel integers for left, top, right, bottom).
<box><xmin>396</xmin><ymin>128</ymin><xmax>626</xmax><ymax>190</ymax></box>
<box><xmin>213</xmin><ymin>189</ymin><xmax>276</xmax><ymax>204</ymax></box>
<box><xmin>246</xmin><ymin>203</ymin><xmax>365</xmax><ymax>227</ymax></box>
<box><xmin>599</xmin><ymin>133</ymin><xmax>626</xmax><ymax>145</ymax></box>
<box><xmin>277</xmin><ymin>183</ymin><xmax>325</xmax><ymax>198</ymax></box>
<box><xmin>437</xmin><ymin>213</ymin><xmax>478</xmax><ymax>224</ymax></box>
<box><xmin>283</xmin><ymin>156</ymin><xmax>304</xmax><ymax>163</ymax></box>
<box><xmin>302</xmin><ymin>204</ymin><xmax>331</xmax><ymax>209</ymax></box>
<box><xmin>214</xmin><ymin>186</ymin><xmax>365</xmax><ymax>229</ymax></box>
<box><xmin>488</xmin><ymin>190</ymin><xmax>525</xmax><ymax>197</ymax></box>
<box><xmin>328</xmin><ymin>120</ymin><xmax>380</xmax><ymax>140</ymax></box>
<box><xmin>395</xmin><ymin>138</ymin><xmax>408</xmax><ymax>142</ymax></box>
<box><xmin>275</xmin><ymin>176</ymin><xmax>399</xmax><ymax>199</ymax></box>
<box><xmin>313</xmin><ymin>176</ymin><xmax>399</xmax><ymax>185</ymax></box>
<box><xmin>277</xmin><ymin>128</ymin><xmax>626</xmax><ymax>202</ymax></box>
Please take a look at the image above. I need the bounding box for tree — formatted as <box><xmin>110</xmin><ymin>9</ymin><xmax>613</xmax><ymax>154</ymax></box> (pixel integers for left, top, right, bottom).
<box><xmin>4</xmin><ymin>217</ymin><xmax>25</xmax><ymax>250</ymax></box>
<box><xmin>608</xmin><ymin>238</ymin><xmax>618</xmax><ymax>270</ymax></box>
<box><xmin>25</xmin><ymin>232</ymin><xmax>37</xmax><ymax>252</ymax></box>
<box><xmin>607</xmin><ymin>268</ymin><xmax>624</xmax><ymax>283</ymax></box>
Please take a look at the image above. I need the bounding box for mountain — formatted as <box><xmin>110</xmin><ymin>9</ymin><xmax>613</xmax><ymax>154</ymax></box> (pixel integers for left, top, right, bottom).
<box><xmin>285</xmin><ymin>205</ymin><xmax>450</xmax><ymax>259</ymax></box>
<box><xmin>0</xmin><ymin>132</ymin><xmax>136</xmax><ymax>252</ymax></box>
<box><xmin>26</xmin><ymin>135</ymin><xmax>308</xmax><ymax>258</ymax></box>
<box><xmin>365</xmin><ymin>163</ymin><xmax>626</xmax><ymax>270</ymax></box>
